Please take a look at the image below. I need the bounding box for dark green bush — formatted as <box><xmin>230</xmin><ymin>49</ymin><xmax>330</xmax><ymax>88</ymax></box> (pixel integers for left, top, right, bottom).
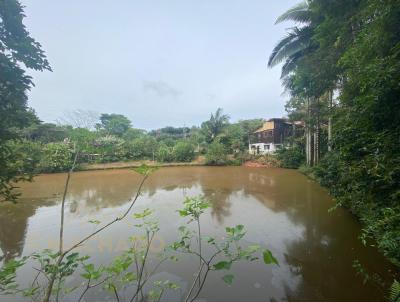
<box><xmin>173</xmin><ymin>141</ymin><xmax>195</xmax><ymax>162</ymax></box>
<box><xmin>125</xmin><ymin>136</ymin><xmax>158</xmax><ymax>160</ymax></box>
<box><xmin>275</xmin><ymin>145</ymin><xmax>304</xmax><ymax>169</ymax></box>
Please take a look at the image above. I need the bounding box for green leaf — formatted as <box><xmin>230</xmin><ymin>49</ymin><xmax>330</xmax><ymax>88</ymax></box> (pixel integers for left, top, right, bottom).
<box><xmin>80</xmin><ymin>272</ymin><xmax>91</xmax><ymax>280</ymax></box>
<box><xmin>88</xmin><ymin>220</ymin><xmax>101</xmax><ymax>225</ymax></box>
<box><xmin>222</xmin><ymin>274</ymin><xmax>234</xmax><ymax>285</ymax></box>
<box><xmin>133</xmin><ymin>164</ymin><xmax>158</xmax><ymax>175</ymax></box>
<box><xmin>213</xmin><ymin>261</ymin><xmax>232</xmax><ymax>270</ymax></box>
<box><xmin>263</xmin><ymin>250</ymin><xmax>279</xmax><ymax>265</ymax></box>
<box><xmin>133</xmin><ymin>208</ymin><xmax>153</xmax><ymax>219</ymax></box>
<box><xmin>122</xmin><ymin>272</ymin><xmax>137</xmax><ymax>282</ymax></box>
<box><xmin>178</xmin><ymin>210</ymin><xmax>189</xmax><ymax>217</ymax></box>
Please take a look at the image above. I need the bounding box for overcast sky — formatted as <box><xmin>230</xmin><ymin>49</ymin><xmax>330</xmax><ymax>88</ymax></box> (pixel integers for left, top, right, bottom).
<box><xmin>22</xmin><ymin>0</ymin><xmax>297</xmax><ymax>130</ymax></box>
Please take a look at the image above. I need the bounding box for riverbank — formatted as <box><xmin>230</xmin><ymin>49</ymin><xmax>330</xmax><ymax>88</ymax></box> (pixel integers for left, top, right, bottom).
<box><xmin>78</xmin><ymin>156</ymin><xmax>207</xmax><ymax>171</ymax></box>
<box><xmin>77</xmin><ymin>154</ymin><xmax>284</xmax><ymax>171</ymax></box>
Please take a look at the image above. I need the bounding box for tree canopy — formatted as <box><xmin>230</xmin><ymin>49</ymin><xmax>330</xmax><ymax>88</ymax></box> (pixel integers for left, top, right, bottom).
<box><xmin>0</xmin><ymin>0</ymin><xmax>51</xmax><ymax>201</ymax></box>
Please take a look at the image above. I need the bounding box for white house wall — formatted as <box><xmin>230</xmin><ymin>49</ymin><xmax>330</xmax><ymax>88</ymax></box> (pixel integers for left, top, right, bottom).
<box><xmin>248</xmin><ymin>143</ymin><xmax>282</xmax><ymax>155</ymax></box>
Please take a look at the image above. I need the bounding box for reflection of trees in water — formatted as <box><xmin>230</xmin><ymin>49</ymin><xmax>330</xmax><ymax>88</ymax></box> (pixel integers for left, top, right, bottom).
<box><xmin>0</xmin><ymin>198</ymin><xmax>56</xmax><ymax>263</ymax></box>
<box><xmin>3</xmin><ymin>167</ymin><xmax>395</xmax><ymax>301</ymax></box>
<box><xmin>280</xmin><ymin>182</ymin><xmax>394</xmax><ymax>302</ymax></box>
<box><xmin>203</xmin><ymin>188</ymin><xmax>232</xmax><ymax>223</ymax></box>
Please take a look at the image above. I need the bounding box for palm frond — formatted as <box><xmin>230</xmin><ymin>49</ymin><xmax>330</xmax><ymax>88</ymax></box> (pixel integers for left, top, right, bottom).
<box><xmin>268</xmin><ymin>31</ymin><xmax>297</xmax><ymax>67</ymax></box>
<box><xmin>280</xmin><ymin>52</ymin><xmax>302</xmax><ymax>78</ymax></box>
<box><xmin>389</xmin><ymin>280</ymin><xmax>400</xmax><ymax>302</ymax></box>
<box><xmin>281</xmin><ymin>74</ymin><xmax>295</xmax><ymax>94</ymax></box>
<box><xmin>275</xmin><ymin>1</ymin><xmax>311</xmax><ymax>25</ymax></box>
<box><xmin>268</xmin><ymin>26</ymin><xmax>313</xmax><ymax>67</ymax></box>
<box><xmin>268</xmin><ymin>27</ymin><xmax>310</xmax><ymax>67</ymax></box>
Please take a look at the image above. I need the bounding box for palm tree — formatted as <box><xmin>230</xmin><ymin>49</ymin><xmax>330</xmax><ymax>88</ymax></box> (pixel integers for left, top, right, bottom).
<box><xmin>201</xmin><ymin>108</ymin><xmax>230</xmax><ymax>142</ymax></box>
<box><xmin>268</xmin><ymin>0</ymin><xmax>313</xmax><ymax>77</ymax></box>
<box><xmin>268</xmin><ymin>1</ymin><xmax>317</xmax><ymax>165</ymax></box>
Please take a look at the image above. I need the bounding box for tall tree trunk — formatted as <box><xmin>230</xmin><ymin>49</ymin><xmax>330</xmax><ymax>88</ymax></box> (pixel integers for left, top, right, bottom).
<box><xmin>306</xmin><ymin>97</ymin><xmax>313</xmax><ymax>166</ymax></box>
<box><xmin>328</xmin><ymin>90</ymin><xmax>333</xmax><ymax>152</ymax></box>
<box><xmin>305</xmin><ymin>97</ymin><xmax>309</xmax><ymax>165</ymax></box>
<box><xmin>314</xmin><ymin>97</ymin><xmax>320</xmax><ymax>165</ymax></box>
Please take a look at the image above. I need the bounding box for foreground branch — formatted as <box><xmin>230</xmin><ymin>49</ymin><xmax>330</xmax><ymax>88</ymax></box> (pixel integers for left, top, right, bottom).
<box><xmin>43</xmin><ymin>157</ymin><xmax>150</xmax><ymax>302</ymax></box>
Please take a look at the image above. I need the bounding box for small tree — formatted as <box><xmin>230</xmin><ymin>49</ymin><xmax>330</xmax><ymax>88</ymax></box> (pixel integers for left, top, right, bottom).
<box><xmin>97</xmin><ymin>114</ymin><xmax>132</xmax><ymax>136</ymax></box>
<box><xmin>174</xmin><ymin>141</ymin><xmax>195</xmax><ymax>162</ymax></box>
<box><xmin>205</xmin><ymin>141</ymin><xmax>228</xmax><ymax>165</ymax></box>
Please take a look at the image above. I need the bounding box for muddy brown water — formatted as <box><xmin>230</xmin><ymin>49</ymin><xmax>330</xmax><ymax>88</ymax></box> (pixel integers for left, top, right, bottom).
<box><xmin>0</xmin><ymin>167</ymin><xmax>396</xmax><ymax>302</ymax></box>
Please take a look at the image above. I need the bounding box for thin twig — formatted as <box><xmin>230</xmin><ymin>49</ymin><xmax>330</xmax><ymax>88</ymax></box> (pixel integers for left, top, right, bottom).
<box><xmin>59</xmin><ymin>151</ymin><xmax>79</xmax><ymax>253</ymax></box>
<box><xmin>43</xmin><ymin>151</ymin><xmax>79</xmax><ymax>302</ymax></box>
<box><xmin>157</xmin><ymin>289</ymin><xmax>165</xmax><ymax>302</ymax></box>
<box><xmin>31</xmin><ymin>270</ymin><xmax>41</xmax><ymax>287</ymax></box>
<box><xmin>197</xmin><ymin>218</ymin><xmax>202</xmax><ymax>288</ymax></box>
<box><xmin>77</xmin><ymin>278</ymin><xmax>91</xmax><ymax>302</ymax></box>
<box><xmin>77</xmin><ymin>276</ymin><xmax>110</xmax><ymax>302</ymax></box>
<box><xmin>43</xmin><ymin>160</ymin><xmax>149</xmax><ymax>302</ymax></box>
<box><xmin>63</xmin><ymin>174</ymin><xmax>148</xmax><ymax>256</ymax></box>
<box><xmin>130</xmin><ymin>231</ymin><xmax>155</xmax><ymax>302</ymax></box>
<box><xmin>189</xmin><ymin>266</ymin><xmax>211</xmax><ymax>302</ymax></box>
<box><xmin>184</xmin><ymin>250</ymin><xmax>221</xmax><ymax>302</ymax></box>
<box><xmin>111</xmin><ymin>284</ymin><xmax>120</xmax><ymax>302</ymax></box>
<box><xmin>184</xmin><ymin>262</ymin><xmax>205</xmax><ymax>302</ymax></box>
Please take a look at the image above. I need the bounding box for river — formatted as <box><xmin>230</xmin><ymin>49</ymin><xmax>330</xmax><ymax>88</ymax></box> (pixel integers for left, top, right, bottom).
<box><xmin>0</xmin><ymin>167</ymin><xmax>396</xmax><ymax>301</ymax></box>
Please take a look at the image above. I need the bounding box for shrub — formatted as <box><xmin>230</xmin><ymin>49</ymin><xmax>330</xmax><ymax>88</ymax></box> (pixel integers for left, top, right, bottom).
<box><xmin>157</xmin><ymin>144</ymin><xmax>174</xmax><ymax>162</ymax></box>
<box><xmin>125</xmin><ymin>136</ymin><xmax>158</xmax><ymax>160</ymax></box>
<box><xmin>205</xmin><ymin>142</ymin><xmax>228</xmax><ymax>165</ymax></box>
<box><xmin>254</xmin><ymin>154</ymin><xmax>281</xmax><ymax>167</ymax></box>
<box><xmin>275</xmin><ymin>145</ymin><xmax>304</xmax><ymax>169</ymax></box>
<box><xmin>92</xmin><ymin>135</ymin><xmax>126</xmax><ymax>162</ymax></box>
<box><xmin>173</xmin><ymin>141</ymin><xmax>195</xmax><ymax>162</ymax></box>
<box><xmin>39</xmin><ymin>142</ymin><xmax>73</xmax><ymax>172</ymax></box>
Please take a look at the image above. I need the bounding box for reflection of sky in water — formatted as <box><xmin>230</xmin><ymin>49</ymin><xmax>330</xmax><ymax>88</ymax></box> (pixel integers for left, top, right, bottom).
<box><xmin>0</xmin><ymin>167</ymin><xmax>396</xmax><ymax>302</ymax></box>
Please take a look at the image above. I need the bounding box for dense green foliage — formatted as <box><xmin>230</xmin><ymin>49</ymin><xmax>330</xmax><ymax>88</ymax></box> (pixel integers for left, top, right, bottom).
<box><xmin>205</xmin><ymin>142</ymin><xmax>228</xmax><ymax>166</ymax></box>
<box><xmin>0</xmin><ymin>103</ymin><xmax>265</xmax><ymax>199</ymax></box>
<box><xmin>173</xmin><ymin>141</ymin><xmax>195</xmax><ymax>162</ymax></box>
<box><xmin>97</xmin><ymin>113</ymin><xmax>132</xmax><ymax>136</ymax></box>
<box><xmin>0</xmin><ymin>0</ymin><xmax>51</xmax><ymax>201</ymax></box>
<box><xmin>275</xmin><ymin>144</ymin><xmax>304</xmax><ymax>169</ymax></box>
<box><xmin>39</xmin><ymin>143</ymin><xmax>73</xmax><ymax>173</ymax></box>
<box><xmin>271</xmin><ymin>0</ymin><xmax>400</xmax><ymax>266</ymax></box>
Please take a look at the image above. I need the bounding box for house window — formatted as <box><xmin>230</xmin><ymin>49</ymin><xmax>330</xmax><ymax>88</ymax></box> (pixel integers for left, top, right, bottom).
<box><xmin>275</xmin><ymin>144</ymin><xmax>282</xmax><ymax>150</ymax></box>
<box><xmin>264</xmin><ymin>144</ymin><xmax>270</xmax><ymax>150</ymax></box>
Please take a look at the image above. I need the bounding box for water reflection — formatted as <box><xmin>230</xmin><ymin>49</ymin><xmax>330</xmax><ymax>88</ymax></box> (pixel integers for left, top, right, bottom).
<box><xmin>0</xmin><ymin>167</ymin><xmax>396</xmax><ymax>302</ymax></box>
